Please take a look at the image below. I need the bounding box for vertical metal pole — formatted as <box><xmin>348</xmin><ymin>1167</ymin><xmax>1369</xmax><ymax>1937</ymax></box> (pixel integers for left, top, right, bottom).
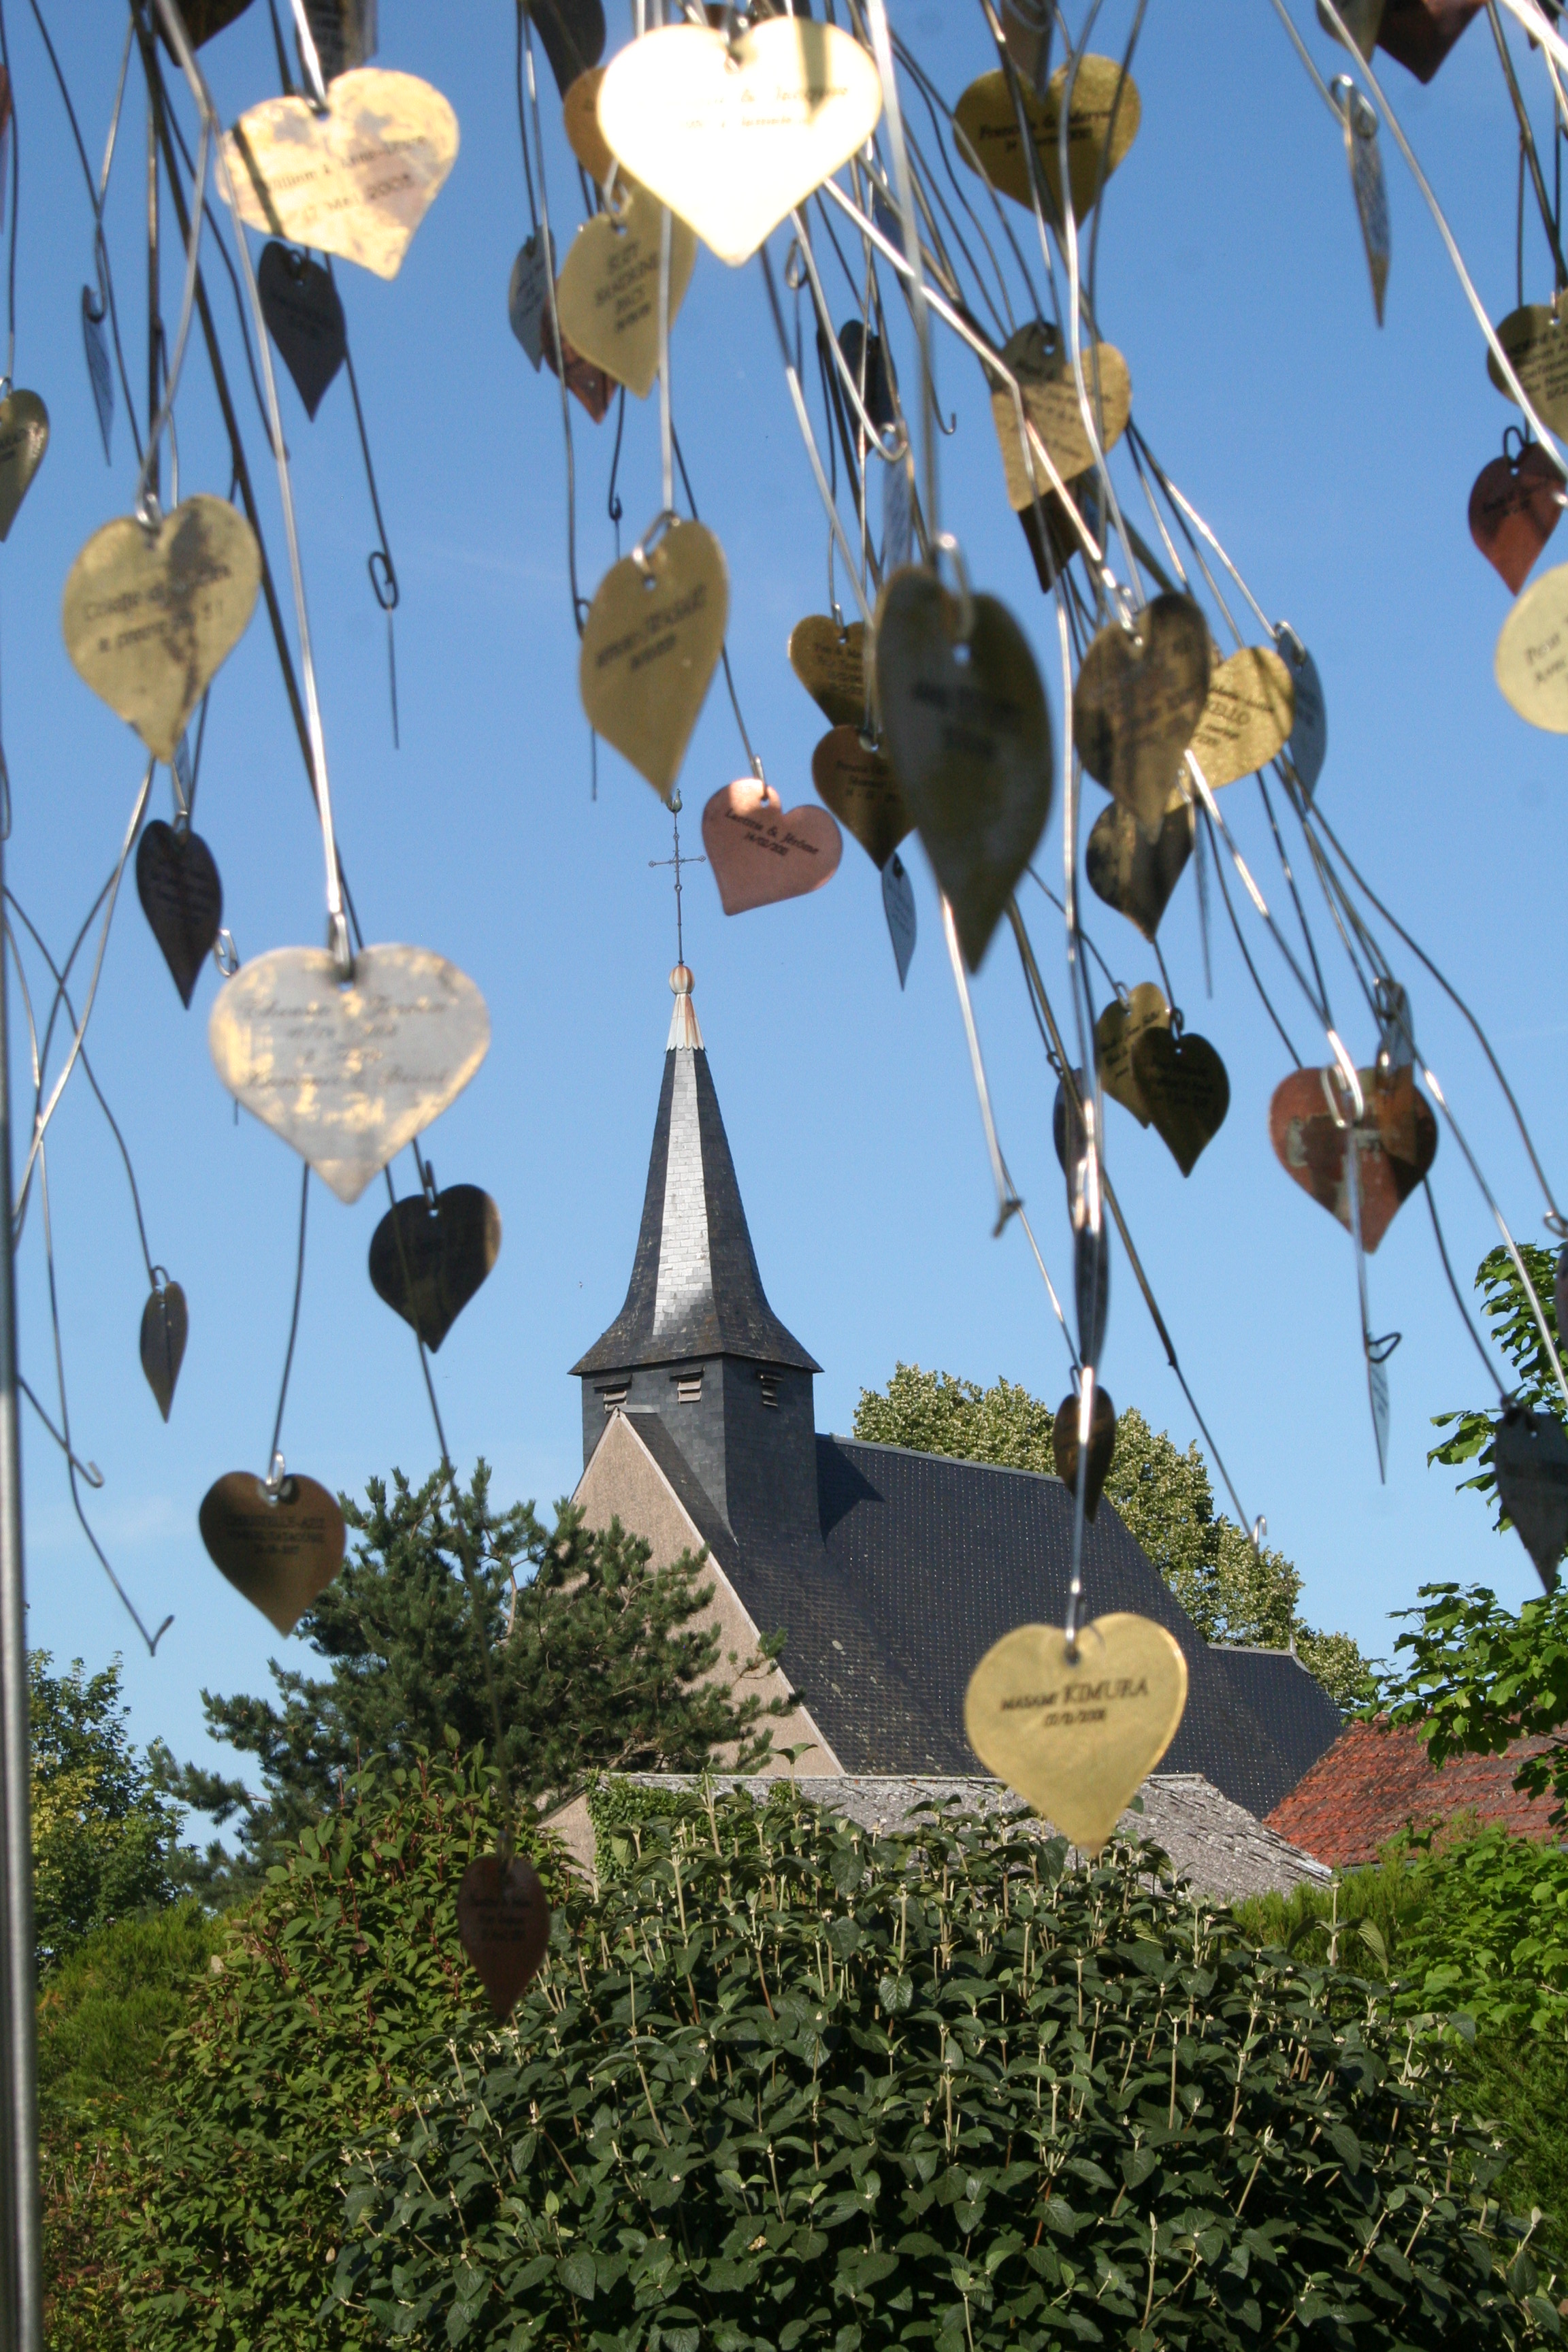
<box><xmin>0</xmin><ymin>811</ymin><xmax>39</xmax><ymax>2351</ymax></box>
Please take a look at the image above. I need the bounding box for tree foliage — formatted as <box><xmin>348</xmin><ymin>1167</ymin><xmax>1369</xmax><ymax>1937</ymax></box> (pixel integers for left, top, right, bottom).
<box><xmin>1428</xmin><ymin>1240</ymin><xmax>1563</xmax><ymax>1529</ymax></box>
<box><xmin>333</xmin><ymin>1784</ymin><xmax>1555</xmax><ymax>2350</ymax></box>
<box><xmin>30</xmin><ymin>1652</ymin><xmax>190</xmax><ymax>1972</ymax></box>
<box><xmin>854</xmin><ymin>1367</ymin><xmax>1375</xmax><ymax>1705</ymax></box>
<box><xmin>168</xmin><ymin>1462</ymin><xmax>785</xmax><ymax>1888</ymax></box>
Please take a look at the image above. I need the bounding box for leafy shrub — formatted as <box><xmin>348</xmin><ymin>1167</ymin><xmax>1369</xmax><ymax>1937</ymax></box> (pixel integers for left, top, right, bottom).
<box><xmin>333</xmin><ymin>1786</ymin><xmax>1556</xmax><ymax>2349</ymax></box>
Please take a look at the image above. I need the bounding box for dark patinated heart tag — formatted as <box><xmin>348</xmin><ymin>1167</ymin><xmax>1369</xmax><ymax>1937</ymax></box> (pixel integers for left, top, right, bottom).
<box><xmin>368</xmin><ymin>1183</ymin><xmax>502</xmax><ymax>1352</ymax></box>
<box><xmin>875</xmin><ymin>566</ymin><xmax>1053</xmax><ymax>969</ymax></box>
<box><xmin>1375</xmin><ymin>0</ymin><xmax>1482</xmax><ymax>82</ymax></box>
<box><xmin>457</xmin><ymin>1850</ymin><xmax>552</xmax><ymax>2018</ymax></box>
<box><xmin>1494</xmin><ymin>1405</ymin><xmax>1568</xmax><ymax>1590</ymax></box>
<box><xmin>136</xmin><ymin>821</ymin><xmax>223</xmax><ymax>1008</ymax></box>
<box><xmin>1052</xmin><ymin>1384</ymin><xmax>1116</xmax><ymax>1520</ymax></box>
<box><xmin>1074</xmin><ymin>593</ymin><xmax>1211</xmax><ymax>836</ymax></box>
<box><xmin>140</xmin><ymin>1278</ymin><xmax>189</xmax><ymax>1422</ymax></box>
<box><xmin>257</xmin><ymin>242</ymin><xmax>346</xmax><ymax>419</ymax></box>
<box><xmin>529</xmin><ymin>0</ymin><xmax>606</xmax><ymax>101</ymax></box>
<box><xmin>1269</xmin><ymin>1064</ymin><xmax>1437</xmax><ymax>1251</ymax></box>
<box><xmin>199</xmin><ymin>1471</ymin><xmax>346</xmax><ymax>1634</ymax></box>
<box><xmin>811</xmin><ymin>725</ymin><xmax>910</xmax><ymax>868</ymax></box>
<box><xmin>1130</xmin><ymin>1026</ymin><xmax>1229</xmax><ymax>1176</ymax></box>
<box><xmin>1085</xmin><ymin>796</ymin><xmax>1192</xmax><ymax>939</ymax></box>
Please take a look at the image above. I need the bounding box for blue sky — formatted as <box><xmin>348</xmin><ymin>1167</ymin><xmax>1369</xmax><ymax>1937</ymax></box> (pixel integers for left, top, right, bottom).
<box><xmin>6</xmin><ymin>1</ymin><xmax>1566</xmax><ymax>1805</ymax></box>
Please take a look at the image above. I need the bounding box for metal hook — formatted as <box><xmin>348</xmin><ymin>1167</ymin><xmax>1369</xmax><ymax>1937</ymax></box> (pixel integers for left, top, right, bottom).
<box><xmin>630</xmin><ymin>507</ymin><xmax>679</xmax><ymax>578</ymax></box>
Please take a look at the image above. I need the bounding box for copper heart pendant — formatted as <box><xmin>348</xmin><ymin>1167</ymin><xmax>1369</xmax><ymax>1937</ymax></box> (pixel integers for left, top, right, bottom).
<box><xmin>199</xmin><ymin>1470</ymin><xmax>346</xmax><ymax>1634</ymax></box>
<box><xmin>788</xmin><ymin>616</ymin><xmax>867</xmax><ymax>730</ymax></box>
<box><xmin>1073</xmin><ymin>593</ymin><xmax>1211</xmax><ymax>835</ymax></box>
<box><xmin>811</xmin><ymin>725</ymin><xmax>910</xmax><ymax>869</ymax></box>
<box><xmin>137</xmin><ymin>821</ymin><xmax>223</xmax><ymax>1008</ymax></box>
<box><xmin>140</xmin><ymin>1277</ymin><xmax>188</xmax><ymax>1422</ymax></box>
<box><xmin>457</xmin><ymin>1851</ymin><xmax>552</xmax><ymax>2018</ymax></box>
<box><xmin>1469</xmin><ymin>442</ymin><xmax>1563</xmax><ymax>595</ymax></box>
<box><xmin>1052</xmin><ymin>1384</ymin><xmax>1117</xmax><ymax>1519</ymax></box>
<box><xmin>875</xmin><ymin>568</ymin><xmax>1054</xmax><ymax>969</ymax></box>
<box><xmin>1268</xmin><ymin>1064</ymin><xmax>1437</xmax><ymax>1251</ymax></box>
<box><xmin>1084</xmin><ymin>797</ymin><xmax>1192</xmax><ymax>939</ymax></box>
<box><xmin>702</xmin><ymin>780</ymin><xmax>842</xmax><ymax>915</ymax></box>
<box><xmin>368</xmin><ymin>1183</ymin><xmax>502</xmax><ymax>1352</ymax></box>
<box><xmin>1130</xmin><ymin>1026</ymin><xmax>1229</xmax><ymax>1177</ymax></box>
<box><xmin>1494</xmin><ymin>1405</ymin><xmax>1568</xmax><ymax>1590</ymax></box>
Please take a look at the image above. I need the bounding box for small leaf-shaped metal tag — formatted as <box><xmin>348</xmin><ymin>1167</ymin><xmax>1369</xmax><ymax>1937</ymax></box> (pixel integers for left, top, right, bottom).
<box><xmin>1051</xmin><ymin>1384</ymin><xmax>1116</xmax><ymax>1519</ymax></box>
<box><xmin>882</xmin><ymin>851</ymin><xmax>916</xmax><ymax>987</ymax></box>
<box><xmin>139</xmin><ymin>1278</ymin><xmax>188</xmax><ymax>1422</ymax></box>
<box><xmin>1334</xmin><ymin>76</ymin><xmax>1389</xmax><ymax>327</ymax></box>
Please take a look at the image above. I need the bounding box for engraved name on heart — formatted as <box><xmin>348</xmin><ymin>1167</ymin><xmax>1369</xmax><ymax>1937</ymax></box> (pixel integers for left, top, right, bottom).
<box><xmin>62</xmin><ymin>495</ymin><xmax>261</xmax><ymax>763</ymax></box>
<box><xmin>1094</xmin><ymin>982</ymin><xmax>1169</xmax><ymax>1126</ymax></box>
<box><xmin>1469</xmin><ymin>442</ymin><xmax>1563</xmax><ymax>595</ymax></box>
<box><xmin>1487</xmin><ymin>302</ymin><xmax>1568</xmax><ymax>436</ymax></box>
<box><xmin>1496</xmin><ymin>561</ymin><xmax>1568</xmax><ymax>732</ymax></box>
<box><xmin>1187</xmin><ymin>645</ymin><xmax>1294</xmax><ymax>789</ymax></box>
<box><xmin>596</xmin><ymin>20</ymin><xmax>883</xmax><ymax>267</ymax></box>
<box><xmin>1268</xmin><ymin>1064</ymin><xmax>1437</xmax><ymax>1252</ymax></box>
<box><xmin>1073</xmin><ymin>593</ymin><xmax>1211</xmax><ymax>836</ymax></box>
<box><xmin>702</xmin><ymin>779</ymin><xmax>842</xmax><ymax>915</ymax></box>
<box><xmin>989</xmin><ymin>323</ymin><xmax>1130</xmax><ymax>508</ymax></box>
<box><xmin>457</xmin><ymin>1851</ymin><xmax>552</xmax><ymax>2019</ymax></box>
<box><xmin>208</xmin><ymin>944</ymin><xmax>491</xmax><ymax>1205</ymax></box>
<box><xmin>811</xmin><ymin>725</ymin><xmax>909</xmax><ymax>868</ymax></box>
<box><xmin>555</xmin><ymin>180</ymin><xmax>696</xmax><ymax>399</ymax></box>
<box><xmin>964</xmin><ymin>1612</ymin><xmax>1188</xmax><ymax>1855</ymax></box>
<box><xmin>955</xmin><ymin>56</ymin><xmax>1141</xmax><ymax>220</ymax></box>
<box><xmin>226</xmin><ymin>69</ymin><xmax>459</xmax><ymax>280</ymax></box>
<box><xmin>789</xmin><ymin>615</ymin><xmax>867</xmax><ymax>730</ymax></box>
<box><xmin>199</xmin><ymin>1469</ymin><xmax>347</xmax><ymax>1634</ymax></box>
<box><xmin>0</xmin><ymin>389</ymin><xmax>48</xmax><ymax>540</ymax></box>
<box><xmin>578</xmin><ymin>519</ymin><xmax>728</xmax><ymax>801</ymax></box>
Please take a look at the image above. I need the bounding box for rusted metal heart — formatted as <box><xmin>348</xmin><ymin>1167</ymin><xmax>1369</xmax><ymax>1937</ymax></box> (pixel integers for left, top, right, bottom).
<box><xmin>1130</xmin><ymin>1026</ymin><xmax>1229</xmax><ymax>1177</ymax></box>
<box><xmin>811</xmin><ymin>725</ymin><xmax>909</xmax><ymax>869</ymax></box>
<box><xmin>1469</xmin><ymin>444</ymin><xmax>1563</xmax><ymax>595</ymax></box>
<box><xmin>368</xmin><ymin>1183</ymin><xmax>502</xmax><ymax>1352</ymax></box>
<box><xmin>1084</xmin><ymin>796</ymin><xmax>1191</xmax><ymax>940</ymax></box>
<box><xmin>1052</xmin><ymin>1384</ymin><xmax>1117</xmax><ymax>1520</ymax></box>
<box><xmin>137</xmin><ymin>821</ymin><xmax>223</xmax><ymax>1008</ymax></box>
<box><xmin>1495</xmin><ymin>1404</ymin><xmax>1568</xmax><ymax>1590</ymax></box>
<box><xmin>140</xmin><ymin>1279</ymin><xmax>188</xmax><ymax>1423</ymax></box>
<box><xmin>702</xmin><ymin>779</ymin><xmax>842</xmax><ymax>915</ymax></box>
<box><xmin>199</xmin><ymin>1470</ymin><xmax>346</xmax><ymax>1634</ymax></box>
<box><xmin>1073</xmin><ymin>593</ymin><xmax>1210</xmax><ymax>836</ymax></box>
<box><xmin>1268</xmin><ymin>1064</ymin><xmax>1437</xmax><ymax>1252</ymax></box>
<box><xmin>457</xmin><ymin>1850</ymin><xmax>552</xmax><ymax>2018</ymax></box>
<box><xmin>257</xmin><ymin>243</ymin><xmax>345</xmax><ymax>419</ymax></box>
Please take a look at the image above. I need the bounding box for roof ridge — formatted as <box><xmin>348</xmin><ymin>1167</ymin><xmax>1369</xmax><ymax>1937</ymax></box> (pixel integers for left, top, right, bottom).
<box><xmin>830</xmin><ymin>1433</ymin><xmax>1061</xmax><ymax>1482</ymax></box>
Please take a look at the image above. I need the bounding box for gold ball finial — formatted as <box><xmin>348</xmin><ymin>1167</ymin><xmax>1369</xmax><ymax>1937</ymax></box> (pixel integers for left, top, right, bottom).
<box><xmin>670</xmin><ymin>964</ymin><xmax>694</xmax><ymax>996</ymax></box>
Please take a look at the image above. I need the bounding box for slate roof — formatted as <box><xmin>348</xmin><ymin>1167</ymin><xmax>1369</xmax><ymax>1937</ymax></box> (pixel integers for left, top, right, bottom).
<box><xmin>573</xmin><ymin>1000</ymin><xmax>819</xmax><ymax>1376</ymax></box>
<box><xmin>1204</xmin><ymin>1647</ymin><xmax>1343</xmax><ymax>1817</ymax></box>
<box><xmin>812</xmin><ymin>1437</ymin><xmax>1322</xmax><ymax>1820</ymax></box>
<box><xmin>1266</xmin><ymin>1720</ymin><xmax>1563</xmax><ymax>1867</ymax></box>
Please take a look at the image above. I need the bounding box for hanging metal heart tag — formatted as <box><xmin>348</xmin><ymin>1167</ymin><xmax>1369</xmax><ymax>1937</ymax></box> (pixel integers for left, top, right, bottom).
<box><xmin>555</xmin><ymin>182</ymin><xmax>696</xmax><ymax>401</ymax></box>
<box><xmin>1495</xmin><ymin>561</ymin><xmax>1568</xmax><ymax>731</ymax></box>
<box><xmin>955</xmin><ymin>56</ymin><xmax>1141</xmax><ymax>219</ymax></box>
<box><xmin>788</xmin><ymin>616</ymin><xmax>867</xmax><ymax>730</ymax></box>
<box><xmin>368</xmin><ymin>1183</ymin><xmax>502</xmax><ymax>1352</ymax></box>
<box><xmin>257</xmin><ymin>242</ymin><xmax>346</xmax><ymax>419</ymax></box>
<box><xmin>1375</xmin><ymin>0</ymin><xmax>1484</xmax><ymax>83</ymax></box>
<box><xmin>140</xmin><ymin>1277</ymin><xmax>188</xmax><ymax>1423</ymax></box>
<box><xmin>508</xmin><ymin>228</ymin><xmax>555</xmax><ymax>370</ymax></box>
<box><xmin>1470</xmin><ymin>443</ymin><xmax>1564</xmax><ymax>595</ymax></box>
<box><xmin>563</xmin><ymin>69</ymin><xmax>615</xmax><ymax>186</ymax></box>
<box><xmin>988</xmin><ymin>324</ymin><xmax>1130</xmax><ymax>508</ymax></box>
<box><xmin>1319</xmin><ymin>0</ymin><xmax>1386</xmax><ymax>61</ymax></box>
<box><xmin>208</xmin><ymin>944</ymin><xmax>491</xmax><ymax>1205</ymax></box>
<box><xmin>1074</xmin><ymin>593</ymin><xmax>1211</xmax><ymax>836</ymax></box>
<box><xmin>702</xmin><ymin>779</ymin><xmax>842</xmax><ymax>916</ymax></box>
<box><xmin>1487</xmin><ymin>303</ymin><xmax>1568</xmax><ymax>435</ymax></box>
<box><xmin>531</xmin><ymin>0</ymin><xmax>606</xmax><ymax>101</ymax></box>
<box><xmin>1187</xmin><ymin>646</ymin><xmax>1294</xmax><ymax>789</ymax></box>
<box><xmin>596</xmin><ymin>20</ymin><xmax>883</xmax><ymax>268</ymax></box>
<box><xmin>543</xmin><ymin>319</ymin><xmax>614</xmax><ymax>422</ymax></box>
<box><xmin>811</xmin><ymin>725</ymin><xmax>909</xmax><ymax>869</ymax></box>
<box><xmin>299</xmin><ymin>0</ymin><xmax>378</xmax><ymax>80</ymax></box>
<box><xmin>1269</xmin><ymin>1064</ymin><xmax>1437</xmax><ymax>1251</ymax></box>
<box><xmin>1051</xmin><ymin>1385</ymin><xmax>1117</xmax><ymax>1520</ymax></box>
<box><xmin>0</xmin><ymin>390</ymin><xmax>47</xmax><ymax>540</ymax></box>
<box><xmin>1094</xmin><ymin>982</ymin><xmax>1169</xmax><ymax>1126</ymax></box>
<box><xmin>881</xmin><ymin>849</ymin><xmax>916</xmax><ymax>987</ymax></box>
<box><xmin>1495</xmin><ymin>1404</ymin><xmax>1568</xmax><ymax>1590</ymax></box>
<box><xmin>226</xmin><ymin>69</ymin><xmax>458</xmax><ymax>280</ymax></box>
<box><xmin>62</xmin><ymin>495</ymin><xmax>261</xmax><ymax>763</ymax></box>
<box><xmin>199</xmin><ymin>1470</ymin><xmax>346</xmax><ymax>1635</ymax></box>
<box><xmin>1130</xmin><ymin>1026</ymin><xmax>1230</xmax><ymax>1176</ymax></box>
<box><xmin>137</xmin><ymin>820</ymin><xmax>223</xmax><ymax>1008</ymax></box>
<box><xmin>162</xmin><ymin>0</ymin><xmax>255</xmax><ymax>45</ymax></box>
<box><xmin>1085</xmin><ymin>797</ymin><xmax>1191</xmax><ymax>940</ymax></box>
<box><xmin>875</xmin><ymin>568</ymin><xmax>1054</xmax><ymax>970</ymax></box>
<box><xmin>82</xmin><ymin>287</ymin><xmax>113</xmax><ymax>461</ymax></box>
<box><xmin>578</xmin><ymin>519</ymin><xmax>728</xmax><ymax>802</ymax></box>
<box><xmin>457</xmin><ymin>1851</ymin><xmax>552</xmax><ymax>2019</ymax></box>
<box><xmin>964</xmin><ymin>1612</ymin><xmax>1188</xmax><ymax>1854</ymax></box>
<box><xmin>1277</xmin><ymin>631</ymin><xmax>1327</xmax><ymax>796</ymax></box>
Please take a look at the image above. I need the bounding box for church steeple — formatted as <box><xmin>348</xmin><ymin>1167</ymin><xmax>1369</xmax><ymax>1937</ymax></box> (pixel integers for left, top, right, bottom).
<box><xmin>572</xmin><ymin>966</ymin><xmax>821</xmax><ymax>1542</ymax></box>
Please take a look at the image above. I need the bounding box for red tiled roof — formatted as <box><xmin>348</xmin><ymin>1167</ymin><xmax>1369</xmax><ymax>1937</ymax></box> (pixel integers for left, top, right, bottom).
<box><xmin>1264</xmin><ymin>1720</ymin><xmax>1562</xmax><ymax>1868</ymax></box>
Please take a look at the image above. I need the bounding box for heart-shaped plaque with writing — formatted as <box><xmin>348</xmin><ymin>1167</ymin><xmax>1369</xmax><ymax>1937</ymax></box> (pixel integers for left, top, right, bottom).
<box><xmin>1051</xmin><ymin>1384</ymin><xmax>1117</xmax><ymax>1520</ymax></box>
<box><xmin>1495</xmin><ymin>561</ymin><xmax>1568</xmax><ymax>732</ymax></box>
<box><xmin>579</xmin><ymin>519</ymin><xmax>728</xmax><ymax>802</ymax></box>
<box><xmin>955</xmin><ymin>56</ymin><xmax>1141</xmax><ymax>220</ymax></box>
<box><xmin>555</xmin><ymin>182</ymin><xmax>697</xmax><ymax>399</ymax></box>
<box><xmin>0</xmin><ymin>390</ymin><xmax>48</xmax><ymax>541</ymax></box>
<box><xmin>257</xmin><ymin>242</ymin><xmax>346</xmax><ymax>419</ymax></box>
<box><xmin>1486</xmin><ymin>302</ymin><xmax>1568</xmax><ymax>436</ymax></box>
<box><xmin>1130</xmin><ymin>1025</ymin><xmax>1229</xmax><ymax>1177</ymax></box>
<box><xmin>1084</xmin><ymin>796</ymin><xmax>1191</xmax><ymax>940</ymax></box>
<box><xmin>1494</xmin><ymin>1405</ymin><xmax>1568</xmax><ymax>1591</ymax></box>
<box><xmin>62</xmin><ymin>496</ymin><xmax>261</xmax><ymax>763</ymax></box>
<box><xmin>1469</xmin><ymin>442</ymin><xmax>1563</xmax><ymax>595</ymax></box>
<box><xmin>1187</xmin><ymin>645</ymin><xmax>1294</xmax><ymax>789</ymax></box>
<box><xmin>1094</xmin><ymin>982</ymin><xmax>1169</xmax><ymax>1127</ymax></box>
<box><xmin>208</xmin><ymin>944</ymin><xmax>491</xmax><ymax>1205</ymax></box>
<box><xmin>140</xmin><ymin>1278</ymin><xmax>189</xmax><ymax>1423</ymax></box>
<box><xmin>1073</xmin><ymin>593</ymin><xmax>1211</xmax><ymax>836</ymax></box>
<box><xmin>457</xmin><ymin>1851</ymin><xmax>552</xmax><ymax>2019</ymax></box>
<box><xmin>226</xmin><ymin>69</ymin><xmax>458</xmax><ymax>280</ymax></box>
<box><xmin>137</xmin><ymin>821</ymin><xmax>223</xmax><ymax>1008</ymax></box>
<box><xmin>369</xmin><ymin>1183</ymin><xmax>502</xmax><ymax>1353</ymax></box>
<box><xmin>1269</xmin><ymin>1064</ymin><xmax>1437</xmax><ymax>1252</ymax></box>
<box><xmin>988</xmin><ymin>323</ymin><xmax>1130</xmax><ymax>508</ymax></box>
<box><xmin>596</xmin><ymin>20</ymin><xmax>882</xmax><ymax>268</ymax></box>
<box><xmin>702</xmin><ymin>779</ymin><xmax>843</xmax><ymax>915</ymax></box>
<box><xmin>199</xmin><ymin>1469</ymin><xmax>346</xmax><ymax>1635</ymax></box>
<box><xmin>811</xmin><ymin>725</ymin><xmax>909</xmax><ymax>869</ymax></box>
<box><xmin>875</xmin><ymin>567</ymin><xmax>1054</xmax><ymax>969</ymax></box>
<box><xmin>789</xmin><ymin>616</ymin><xmax>867</xmax><ymax>730</ymax></box>
<box><xmin>964</xmin><ymin>1612</ymin><xmax>1188</xmax><ymax>1854</ymax></box>
<box><xmin>563</xmin><ymin>69</ymin><xmax>615</xmax><ymax>186</ymax></box>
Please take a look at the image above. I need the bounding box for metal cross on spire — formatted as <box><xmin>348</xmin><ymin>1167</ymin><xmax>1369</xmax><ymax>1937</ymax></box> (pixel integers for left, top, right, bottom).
<box><xmin>647</xmin><ymin>788</ymin><xmax>706</xmax><ymax>966</ymax></box>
